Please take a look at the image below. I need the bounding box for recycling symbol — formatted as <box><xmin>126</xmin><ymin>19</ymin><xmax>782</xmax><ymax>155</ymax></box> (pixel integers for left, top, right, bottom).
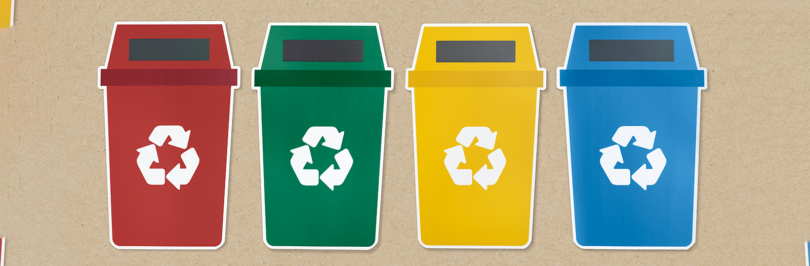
<box><xmin>135</xmin><ymin>125</ymin><xmax>200</xmax><ymax>190</ymax></box>
<box><xmin>443</xmin><ymin>127</ymin><xmax>507</xmax><ymax>190</ymax></box>
<box><xmin>290</xmin><ymin>126</ymin><xmax>354</xmax><ymax>190</ymax></box>
<box><xmin>599</xmin><ymin>126</ymin><xmax>667</xmax><ymax>190</ymax></box>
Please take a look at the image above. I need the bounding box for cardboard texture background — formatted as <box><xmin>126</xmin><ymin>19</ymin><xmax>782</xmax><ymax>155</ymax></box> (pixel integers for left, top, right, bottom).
<box><xmin>0</xmin><ymin>0</ymin><xmax>809</xmax><ymax>264</ymax></box>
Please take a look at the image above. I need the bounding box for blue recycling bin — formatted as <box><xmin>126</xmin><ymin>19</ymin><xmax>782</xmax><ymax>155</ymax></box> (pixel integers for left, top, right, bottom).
<box><xmin>557</xmin><ymin>23</ymin><xmax>706</xmax><ymax>249</ymax></box>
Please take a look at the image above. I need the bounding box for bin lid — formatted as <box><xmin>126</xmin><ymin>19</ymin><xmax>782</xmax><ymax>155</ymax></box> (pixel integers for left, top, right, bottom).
<box><xmin>557</xmin><ymin>23</ymin><xmax>706</xmax><ymax>89</ymax></box>
<box><xmin>98</xmin><ymin>22</ymin><xmax>240</xmax><ymax>88</ymax></box>
<box><xmin>103</xmin><ymin>22</ymin><xmax>236</xmax><ymax>70</ymax></box>
<box><xmin>561</xmin><ymin>23</ymin><xmax>701</xmax><ymax>71</ymax></box>
<box><xmin>253</xmin><ymin>23</ymin><xmax>392</xmax><ymax>89</ymax></box>
<box><xmin>407</xmin><ymin>24</ymin><xmax>544</xmax><ymax>89</ymax></box>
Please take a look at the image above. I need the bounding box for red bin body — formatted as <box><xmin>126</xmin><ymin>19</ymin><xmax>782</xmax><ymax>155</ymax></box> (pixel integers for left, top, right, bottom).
<box><xmin>98</xmin><ymin>22</ymin><xmax>239</xmax><ymax>249</ymax></box>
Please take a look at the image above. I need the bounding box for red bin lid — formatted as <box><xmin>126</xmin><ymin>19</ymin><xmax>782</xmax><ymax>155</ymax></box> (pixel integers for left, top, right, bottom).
<box><xmin>98</xmin><ymin>22</ymin><xmax>240</xmax><ymax>88</ymax></box>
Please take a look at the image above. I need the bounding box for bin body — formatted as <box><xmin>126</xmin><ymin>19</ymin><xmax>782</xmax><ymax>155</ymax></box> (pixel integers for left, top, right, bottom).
<box><xmin>408</xmin><ymin>25</ymin><xmax>545</xmax><ymax>248</ymax></box>
<box><xmin>254</xmin><ymin>24</ymin><xmax>392</xmax><ymax>249</ymax></box>
<box><xmin>99</xmin><ymin>23</ymin><xmax>239</xmax><ymax>249</ymax></box>
<box><xmin>558</xmin><ymin>24</ymin><xmax>706</xmax><ymax>249</ymax></box>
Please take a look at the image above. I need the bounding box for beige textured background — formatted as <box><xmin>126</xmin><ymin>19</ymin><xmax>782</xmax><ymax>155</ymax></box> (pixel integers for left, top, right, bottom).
<box><xmin>2</xmin><ymin>0</ymin><xmax>810</xmax><ymax>264</ymax></box>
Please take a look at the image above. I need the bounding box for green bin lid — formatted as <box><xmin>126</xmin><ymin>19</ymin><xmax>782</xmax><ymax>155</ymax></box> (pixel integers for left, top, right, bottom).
<box><xmin>253</xmin><ymin>24</ymin><xmax>392</xmax><ymax>88</ymax></box>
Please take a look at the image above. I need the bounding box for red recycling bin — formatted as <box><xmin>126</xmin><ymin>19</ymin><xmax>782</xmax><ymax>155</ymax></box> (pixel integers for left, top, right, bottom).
<box><xmin>98</xmin><ymin>22</ymin><xmax>240</xmax><ymax>249</ymax></box>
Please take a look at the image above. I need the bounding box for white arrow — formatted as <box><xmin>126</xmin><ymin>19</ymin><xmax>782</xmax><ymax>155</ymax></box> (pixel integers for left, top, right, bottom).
<box><xmin>444</xmin><ymin>145</ymin><xmax>472</xmax><ymax>185</ymax></box>
<box><xmin>611</xmin><ymin>126</ymin><xmax>656</xmax><ymax>150</ymax></box>
<box><xmin>302</xmin><ymin>126</ymin><xmax>345</xmax><ymax>150</ymax></box>
<box><xmin>290</xmin><ymin>145</ymin><xmax>319</xmax><ymax>186</ymax></box>
<box><xmin>136</xmin><ymin>144</ymin><xmax>165</xmax><ymax>185</ymax></box>
<box><xmin>631</xmin><ymin>148</ymin><xmax>667</xmax><ymax>190</ymax></box>
<box><xmin>320</xmin><ymin>149</ymin><xmax>354</xmax><ymax>190</ymax></box>
<box><xmin>455</xmin><ymin>127</ymin><xmax>498</xmax><ymax>150</ymax></box>
<box><xmin>148</xmin><ymin>125</ymin><xmax>191</xmax><ymax>149</ymax></box>
<box><xmin>164</xmin><ymin>148</ymin><xmax>199</xmax><ymax>190</ymax></box>
<box><xmin>599</xmin><ymin>144</ymin><xmax>631</xmax><ymax>186</ymax></box>
<box><xmin>473</xmin><ymin>148</ymin><xmax>506</xmax><ymax>190</ymax></box>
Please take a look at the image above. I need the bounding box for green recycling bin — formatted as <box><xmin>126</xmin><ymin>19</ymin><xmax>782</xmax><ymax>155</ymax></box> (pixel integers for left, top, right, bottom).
<box><xmin>252</xmin><ymin>23</ymin><xmax>393</xmax><ymax>250</ymax></box>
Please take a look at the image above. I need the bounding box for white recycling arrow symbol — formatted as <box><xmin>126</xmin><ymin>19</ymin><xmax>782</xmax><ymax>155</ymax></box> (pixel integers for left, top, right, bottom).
<box><xmin>444</xmin><ymin>127</ymin><xmax>507</xmax><ymax>190</ymax></box>
<box><xmin>290</xmin><ymin>126</ymin><xmax>353</xmax><ymax>190</ymax></box>
<box><xmin>135</xmin><ymin>125</ymin><xmax>200</xmax><ymax>190</ymax></box>
<box><xmin>599</xmin><ymin>126</ymin><xmax>667</xmax><ymax>190</ymax></box>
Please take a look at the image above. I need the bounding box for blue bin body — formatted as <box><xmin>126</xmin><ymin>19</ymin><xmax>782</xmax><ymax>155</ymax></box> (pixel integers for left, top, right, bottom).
<box><xmin>558</xmin><ymin>24</ymin><xmax>706</xmax><ymax>249</ymax></box>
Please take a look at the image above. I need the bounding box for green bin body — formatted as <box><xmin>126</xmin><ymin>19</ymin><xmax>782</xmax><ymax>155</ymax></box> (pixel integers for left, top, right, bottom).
<box><xmin>253</xmin><ymin>24</ymin><xmax>392</xmax><ymax>249</ymax></box>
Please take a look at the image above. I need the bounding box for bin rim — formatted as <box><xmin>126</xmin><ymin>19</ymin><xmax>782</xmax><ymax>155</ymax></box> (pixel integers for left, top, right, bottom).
<box><xmin>556</xmin><ymin>22</ymin><xmax>706</xmax><ymax>91</ymax></box>
<box><xmin>251</xmin><ymin>22</ymin><xmax>394</xmax><ymax>92</ymax></box>
<box><xmin>100</xmin><ymin>21</ymin><xmax>237</xmax><ymax>250</ymax></box>
<box><xmin>406</xmin><ymin>23</ymin><xmax>546</xmax><ymax>92</ymax></box>
<box><xmin>806</xmin><ymin>242</ymin><xmax>809</xmax><ymax>266</ymax></box>
<box><xmin>6</xmin><ymin>0</ymin><xmax>13</xmax><ymax>27</ymax></box>
<box><xmin>97</xmin><ymin>21</ymin><xmax>242</xmax><ymax>91</ymax></box>
<box><xmin>254</xmin><ymin>22</ymin><xmax>391</xmax><ymax>250</ymax></box>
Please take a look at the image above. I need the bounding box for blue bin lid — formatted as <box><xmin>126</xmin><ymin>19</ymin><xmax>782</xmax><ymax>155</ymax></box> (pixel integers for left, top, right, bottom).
<box><xmin>558</xmin><ymin>23</ymin><xmax>706</xmax><ymax>89</ymax></box>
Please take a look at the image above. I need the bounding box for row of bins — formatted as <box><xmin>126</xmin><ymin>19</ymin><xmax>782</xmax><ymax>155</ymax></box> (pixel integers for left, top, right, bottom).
<box><xmin>98</xmin><ymin>22</ymin><xmax>705</xmax><ymax>250</ymax></box>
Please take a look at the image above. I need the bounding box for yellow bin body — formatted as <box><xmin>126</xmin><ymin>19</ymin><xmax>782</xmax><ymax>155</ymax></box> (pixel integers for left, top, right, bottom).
<box><xmin>407</xmin><ymin>24</ymin><xmax>545</xmax><ymax>248</ymax></box>
<box><xmin>0</xmin><ymin>0</ymin><xmax>13</xmax><ymax>28</ymax></box>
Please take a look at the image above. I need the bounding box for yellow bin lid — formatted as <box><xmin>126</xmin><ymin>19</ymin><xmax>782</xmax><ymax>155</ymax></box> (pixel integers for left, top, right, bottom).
<box><xmin>407</xmin><ymin>24</ymin><xmax>545</xmax><ymax>89</ymax></box>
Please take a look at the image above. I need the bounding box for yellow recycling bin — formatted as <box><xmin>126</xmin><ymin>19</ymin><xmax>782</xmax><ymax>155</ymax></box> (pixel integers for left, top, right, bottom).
<box><xmin>407</xmin><ymin>24</ymin><xmax>545</xmax><ymax>248</ymax></box>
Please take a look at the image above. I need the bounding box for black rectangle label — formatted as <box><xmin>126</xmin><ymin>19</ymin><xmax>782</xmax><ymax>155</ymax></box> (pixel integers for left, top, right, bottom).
<box><xmin>589</xmin><ymin>40</ymin><xmax>674</xmax><ymax>62</ymax></box>
<box><xmin>436</xmin><ymin>41</ymin><xmax>516</xmax><ymax>63</ymax></box>
<box><xmin>129</xmin><ymin>39</ymin><xmax>210</xmax><ymax>61</ymax></box>
<box><xmin>283</xmin><ymin>40</ymin><xmax>364</xmax><ymax>62</ymax></box>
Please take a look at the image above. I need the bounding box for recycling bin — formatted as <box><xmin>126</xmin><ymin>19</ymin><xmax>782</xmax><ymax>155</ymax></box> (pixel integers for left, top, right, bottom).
<box><xmin>98</xmin><ymin>22</ymin><xmax>239</xmax><ymax>249</ymax></box>
<box><xmin>557</xmin><ymin>23</ymin><xmax>707</xmax><ymax>249</ymax></box>
<box><xmin>252</xmin><ymin>23</ymin><xmax>392</xmax><ymax>250</ymax></box>
<box><xmin>407</xmin><ymin>24</ymin><xmax>545</xmax><ymax>248</ymax></box>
